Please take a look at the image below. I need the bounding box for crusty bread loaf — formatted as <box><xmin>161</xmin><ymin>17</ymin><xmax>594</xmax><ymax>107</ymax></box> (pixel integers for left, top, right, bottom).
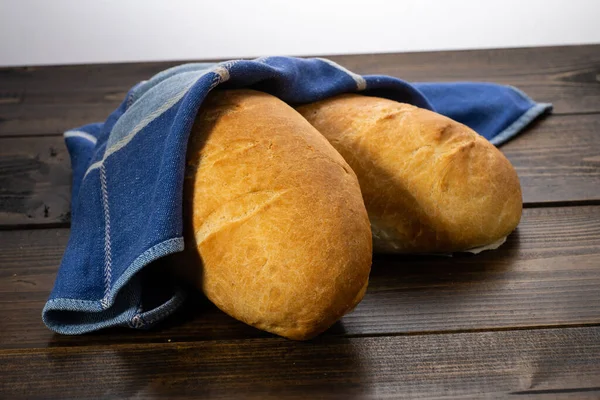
<box><xmin>297</xmin><ymin>94</ymin><xmax>522</xmax><ymax>253</ymax></box>
<box><xmin>181</xmin><ymin>89</ymin><xmax>372</xmax><ymax>340</ymax></box>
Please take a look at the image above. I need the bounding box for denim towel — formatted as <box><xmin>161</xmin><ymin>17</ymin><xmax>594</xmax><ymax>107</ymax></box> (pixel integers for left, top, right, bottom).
<box><xmin>42</xmin><ymin>57</ymin><xmax>552</xmax><ymax>334</ymax></box>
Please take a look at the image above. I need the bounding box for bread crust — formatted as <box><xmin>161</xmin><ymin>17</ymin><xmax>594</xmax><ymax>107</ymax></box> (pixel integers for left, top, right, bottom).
<box><xmin>297</xmin><ymin>94</ymin><xmax>522</xmax><ymax>253</ymax></box>
<box><xmin>182</xmin><ymin>89</ymin><xmax>372</xmax><ymax>340</ymax></box>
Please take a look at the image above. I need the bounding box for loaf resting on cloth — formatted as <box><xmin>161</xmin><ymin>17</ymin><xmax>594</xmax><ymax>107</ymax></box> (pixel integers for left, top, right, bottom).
<box><xmin>42</xmin><ymin>57</ymin><xmax>551</xmax><ymax>336</ymax></box>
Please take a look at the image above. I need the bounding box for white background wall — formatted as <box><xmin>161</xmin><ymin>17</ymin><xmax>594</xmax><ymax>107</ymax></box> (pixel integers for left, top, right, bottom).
<box><xmin>1</xmin><ymin>0</ymin><xmax>599</xmax><ymax>67</ymax></box>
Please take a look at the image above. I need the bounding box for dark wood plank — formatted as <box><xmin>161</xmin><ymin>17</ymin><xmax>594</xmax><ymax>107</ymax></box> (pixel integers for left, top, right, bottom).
<box><xmin>503</xmin><ymin>113</ymin><xmax>600</xmax><ymax>205</ymax></box>
<box><xmin>1</xmin><ymin>206</ymin><xmax>599</xmax><ymax>349</ymax></box>
<box><xmin>0</xmin><ymin>326</ymin><xmax>599</xmax><ymax>399</ymax></box>
<box><xmin>1</xmin><ymin>113</ymin><xmax>598</xmax><ymax>228</ymax></box>
<box><xmin>0</xmin><ymin>136</ymin><xmax>71</xmax><ymax>226</ymax></box>
<box><xmin>0</xmin><ymin>45</ymin><xmax>598</xmax><ymax>136</ymax></box>
<box><xmin>0</xmin><ymin>62</ymin><xmax>183</xmax><ymax>94</ymax></box>
<box><xmin>0</xmin><ymin>103</ymin><xmax>119</xmax><ymax>137</ymax></box>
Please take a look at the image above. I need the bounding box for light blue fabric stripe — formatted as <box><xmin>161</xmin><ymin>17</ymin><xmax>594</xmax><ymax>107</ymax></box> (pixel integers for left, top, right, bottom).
<box><xmin>490</xmin><ymin>102</ymin><xmax>552</xmax><ymax>146</ymax></box>
<box><xmin>108</xmin><ymin>70</ymin><xmax>209</xmax><ymax>148</ymax></box>
<box><xmin>131</xmin><ymin>63</ymin><xmax>215</xmax><ymax>103</ymax></box>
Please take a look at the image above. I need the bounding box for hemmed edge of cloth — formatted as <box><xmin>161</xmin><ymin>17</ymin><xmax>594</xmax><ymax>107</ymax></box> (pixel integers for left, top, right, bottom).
<box><xmin>490</xmin><ymin>86</ymin><xmax>553</xmax><ymax>146</ymax></box>
<box><xmin>42</xmin><ymin>237</ymin><xmax>185</xmax><ymax>335</ymax></box>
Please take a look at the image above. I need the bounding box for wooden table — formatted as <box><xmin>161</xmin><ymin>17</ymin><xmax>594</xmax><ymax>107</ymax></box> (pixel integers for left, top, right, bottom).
<box><xmin>1</xmin><ymin>45</ymin><xmax>599</xmax><ymax>399</ymax></box>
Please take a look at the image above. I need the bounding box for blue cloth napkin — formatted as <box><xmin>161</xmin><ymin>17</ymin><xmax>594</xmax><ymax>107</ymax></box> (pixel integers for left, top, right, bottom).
<box><xmin>42</xmin><ymin>56</ymin><xmax>552</xmax><ymax>334</ymax></box>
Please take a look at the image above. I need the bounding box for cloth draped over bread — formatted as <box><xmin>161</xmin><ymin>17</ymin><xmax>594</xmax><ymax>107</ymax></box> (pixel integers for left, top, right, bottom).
<box><xmin>42</xmin><ymin>56</ymin><xmax>551</xmax><ymax>334</ymax></box>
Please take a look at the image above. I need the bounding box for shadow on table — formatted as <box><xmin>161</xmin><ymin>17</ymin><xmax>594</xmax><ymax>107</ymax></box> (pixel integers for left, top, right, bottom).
<box><xmin>110</xmin><ymin>334</ymin><xmax>371</xmax><ymax>398</ymax></box>
<box><xmin>336</xmin><ymin>228</ymin><xmax>523</xmax><ymax>335</ymax></box>
<box><xmin>371</xmin><ymin>226</ymin><xmax>522</xmax><ymax>282</ymax></box>
<box><xmin>45</xmin><ymin>227</ymin><xmax>523</xmax><ymax>348</ymax></box>
<box><xmin>43</xmin><ymin>227</ymin><xmax>523</xmax><ymax>398</ymax></box>
<box><xmin>43</xmin><ymin>291</ymin><xmax>370</xmax><ymax>398</ymax></box>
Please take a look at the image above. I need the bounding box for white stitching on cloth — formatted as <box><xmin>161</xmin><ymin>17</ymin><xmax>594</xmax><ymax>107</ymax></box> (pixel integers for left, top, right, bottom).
<box><xmin>316</xmin><ymin>57</ymin><xmax>367</xmax><ymax>91</ymax></box>
<box><xmin>86</xmin><ymin>62</ymin><xmax>237</xmax><ymax>312</ymax></box>
<box><xmin>64</xmin><ymin>130</ymin><xmax>98</xmax><ymax>145</ymax></box>
<box><xmin>130</xmin><ymin>315</ymin><xmax>144</xmax><ymax>329</ymax></box>
<box><xmin>209</xmin><ymin>61</ymin><xmax>235</xmax><ymax>90</ymax></box>
<box><xmin>99</xmin><ymin>164</ymin><xmax>112</xmax><ymax>309</ymax></box>
<box><xmin>130</xmin><ymin>293</ymin><xmax>186</xmax><ymax>329</ymax></box>
<box><xmin>128</xmin><ymin>303</ymin><xmax>144</xmax><ymax>328</ymax></box>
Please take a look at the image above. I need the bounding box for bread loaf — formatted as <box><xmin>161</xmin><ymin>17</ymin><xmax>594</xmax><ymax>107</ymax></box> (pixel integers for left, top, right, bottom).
<box><xmin>181</xmin><ymin>89</ymin><xmax>372</xmax><ymax>340</ymax></box>
<box><xmin>297</xmin><ymin>94</ymin><xmax>522</xmax><ymax>253</ymax></box>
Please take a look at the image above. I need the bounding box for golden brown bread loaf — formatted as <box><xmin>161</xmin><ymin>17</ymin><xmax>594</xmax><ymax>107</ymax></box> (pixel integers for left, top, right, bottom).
<box><xmin>297</xmin><ymin>94</ymin><xmax>522</xmax><ymax>253</ymax></box>
<box><xmin>181</xmin><ymin>89</ymin><xmax>372</xmax><ymax>340</ymax></box>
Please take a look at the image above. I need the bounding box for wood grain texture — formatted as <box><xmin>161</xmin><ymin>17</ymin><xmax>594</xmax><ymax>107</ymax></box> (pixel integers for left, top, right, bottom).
<box><xmin>0</xmin><ymin>137</ymin><xmax>71</xmax><ymax>226</ymax></box>
<box><xmin>1</xmin><ymin>114</ymin><xmax>598</xmax><ymax>227</ymax></box>
<box><xmin>0</xmin><ymin>45</ymin><xmax>598</xmax><ymax>136</ymax></box>
<box><xmin>503</xmin><ymin>113</ymin><xmax>600</xmax><ymax>205</ymax></box>
<box><xmin>1</xmin><ymin>206</ymin><xmax>599</xmax><ymax>349</ymax></box>
<box><xmin>0</xmin><ymin>103</ymin><xmax>119</xmax><ymax>137</ymax></box>
<box><xmin>0</xmin><ymin>326</ymin><xmax>599</xmax><ymax>399</ymax></box>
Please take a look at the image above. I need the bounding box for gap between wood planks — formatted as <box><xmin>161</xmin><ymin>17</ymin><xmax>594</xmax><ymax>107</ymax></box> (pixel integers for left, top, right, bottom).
<box><xmin>2</xmin><ymin>205</ymin><xmax>600</xmax><ymax>348</ymax></box>
<box><xmin>0</xmin><ymin>326</ymin><xmax>599</xmax><ymax>398</ymax></box>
